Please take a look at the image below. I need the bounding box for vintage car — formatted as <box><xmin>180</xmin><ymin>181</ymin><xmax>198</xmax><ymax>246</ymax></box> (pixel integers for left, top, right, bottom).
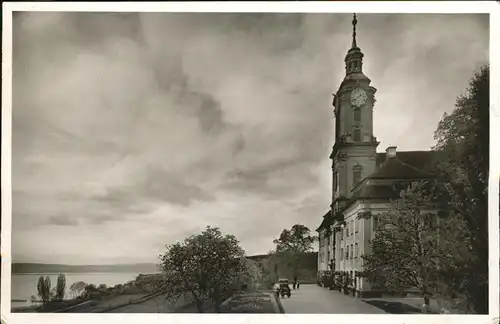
<box><xmin>276</xmin><ymin>278</ymin><xmax>291</xmax><ymax>298</ymax></box>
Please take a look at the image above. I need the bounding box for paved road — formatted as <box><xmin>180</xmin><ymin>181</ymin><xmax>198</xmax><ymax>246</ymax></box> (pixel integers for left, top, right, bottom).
<box><xmin>279</xmin><ymin>284</ymin><xmax>387</xmax><ymax>314</ymax></box>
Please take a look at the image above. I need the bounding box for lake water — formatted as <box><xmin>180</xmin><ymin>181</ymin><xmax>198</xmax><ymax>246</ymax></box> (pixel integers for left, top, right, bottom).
<box><xmin>11</xmin><ymin>273</ymin><xmax>140</xmax><ymax>309</ymax></box>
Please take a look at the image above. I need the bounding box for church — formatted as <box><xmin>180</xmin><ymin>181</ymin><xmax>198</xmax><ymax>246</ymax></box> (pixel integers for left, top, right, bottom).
<box><xmin>316</xmin><ymin>14</ymin><xmax>439</xmax><ymax>298</ymax></box>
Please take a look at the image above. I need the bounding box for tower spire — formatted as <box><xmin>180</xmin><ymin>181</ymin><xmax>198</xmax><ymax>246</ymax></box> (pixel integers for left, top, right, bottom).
<box><xmin>352</xmin><ymin>13</ymin><xmax>358</xmax><ymax>49</ymax></box>
<box><xmin>344</xmin><ymin>12</ymin><xmax>366</xmax><ymax>77</ymax></box>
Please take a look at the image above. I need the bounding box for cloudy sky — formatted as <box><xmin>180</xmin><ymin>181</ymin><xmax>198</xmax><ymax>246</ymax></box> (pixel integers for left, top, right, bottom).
<box><xmin>11</xmin><ymin>12</ymin><xmax>488</xmax><ymax>265</ymax></box>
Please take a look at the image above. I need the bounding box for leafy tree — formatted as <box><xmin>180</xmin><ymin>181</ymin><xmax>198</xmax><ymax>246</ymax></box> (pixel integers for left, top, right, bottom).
<box><xmin>159</xmin><ymin>226</ymin><xmax>249</xmax><ymax>313</ymax></box>
<box><xmin>69</xmin><ymin>281</ymin><xmax>87</xmax><ymax>299</ymax></box>
<box><xmin>83</xmin><ymin>284</ymin><xmax>98</xmax><ymax>299</ymax></box>
<box><xmin>432</xmin><ymin>65</ymin><xmax>489</xmax><ymax>313</ymax></box>
<box><xmin>37</xmin><ymin>276</ymin><xmax>51</xmax><ymax>304</ymax></box>
<box><xmin>361</xmin><ymin>181</ymin><xmax>472</xmax><ymax>310</ymax></box>
<box><xmin>55</xmin><ymin>274</ymin><xmax>66</xmax><ymax>301</ymax></box>
<box><xmin>272</xmin><ymin>224</ymin><xmax>316</xmax><ymax>279</ymax></box>
<box><xmin>239</xmin><ymin>258</ymin><xmax>262</xmax><ymax>290</ymax></box>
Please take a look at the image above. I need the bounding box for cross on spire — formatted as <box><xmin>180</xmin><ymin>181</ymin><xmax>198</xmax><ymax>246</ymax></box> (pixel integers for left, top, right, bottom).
<box><xmin>352</xmin><ymin>13</ymin><xmax>358</xmax><ymax>49</ymax></box>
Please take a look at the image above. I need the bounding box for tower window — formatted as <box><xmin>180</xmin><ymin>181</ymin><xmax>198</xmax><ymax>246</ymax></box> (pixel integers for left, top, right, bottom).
<box><xmin>353</xmin><ymin>128</ymin><xmax>361</xmax><ymax>142</ymax></box>
<box><xmin>354</xmin><ymin>108</ymin><xmax>361</xmax><ymax>122</ymax></box>
<box><xmin>353</xmin><ymin>165</ymin><xmax>363</xmax><ymax>187</ymax></box>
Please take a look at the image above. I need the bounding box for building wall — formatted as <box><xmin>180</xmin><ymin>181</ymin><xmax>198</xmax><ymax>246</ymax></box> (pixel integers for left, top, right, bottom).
<box><xmin>337</xmin><ymin>200</ymin><xmax>392</xmax><ymax>292</ymax></box>
<box><xmin>317</xmin><ymin>230</ymin><xmax>328</xmax><ymax>272</ymax></box>
<box><xmin>332</xmin><ymin>145</ymin><xmax>378</xmax><ymax>201</ymax></box>
<box><xmin>335</xmin><ymin>199</ymin><xmax>440</xmax><ymax>294</ymax></box>
<box><xmin>318</xmin><ymin>226</ymin><xmax>336</xmax><ymax>274</ymax></box>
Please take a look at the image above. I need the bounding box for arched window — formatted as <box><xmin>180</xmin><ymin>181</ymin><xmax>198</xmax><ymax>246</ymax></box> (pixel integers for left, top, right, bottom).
<box><xmin>353</xmin><ymin>165</ymin><xmax>363</xmax><ymax>187</ymax></box>
<box><xmin>354</xmin><ymin>108</ymin><xmax>361</xmax><ymax>122</ymax></box>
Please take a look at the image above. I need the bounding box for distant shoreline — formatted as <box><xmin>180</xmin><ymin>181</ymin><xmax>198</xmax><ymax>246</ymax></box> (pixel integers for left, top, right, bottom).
<box><xmin>11</xmin><ymin>262</ymin><xmax>160</xmax><ymax>275</ymax></box>
<box><xmin>13</xmin><ymin>272</ymin><xmax>162</xmax><ymax>275</ymax></box>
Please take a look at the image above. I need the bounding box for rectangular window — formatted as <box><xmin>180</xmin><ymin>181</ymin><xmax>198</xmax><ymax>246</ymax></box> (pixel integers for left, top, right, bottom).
<box><xmin>355</xmin><ymin>218</ymin><xmax>359</xmax><ymax>233</ymax></box>
<box><xmin>355</xmin><ymin>243</ymin><xmax>358</xmax><ymax>258</ymax></box>
<box><xmin>353</xmin><ymin>128</ymin><xmax>361</xmax><ymax>142</ymax></box>
<box><xmin>346</xmin><ymin>246</ymin><xmax>349</xmax><ymax>259</ymax></box>
<box><xmin>350</xmin><ymin>244</ymin><xmax>354</xmax><ymax>259</ymax></box>
<box><xmin>346</xmin><ymin>224</ymin><xmax>349</xmax><ymax>237</ymax></box>
<box><xmin>351</xmin><ymin>220</ymin><xmax>354</xmax><ymax>235</ymax></box>
<box><xmin>354</xmin><ymin>108</ymin><xmax>361</xmax><ymax>122</ymax></box>
<box><xmin>333</xmin><ymin>171</ymin><xmax>337</xmax><ymax>194</ymax></box>
<box><xmin>373</xmin><ymin>215</ymin><xmax>380</xmax><ymax>232</ymax></box>
<box><xmin>353</xmin><ymin>170</ymin><xmax>362</xmax><ymax>187</ymax></box>
<box><xmin>340</xmin><ymin>248</ymin><xmax>343</xmax><ymax>260</ymax></box>
<box><xmin>424</xmin><ymin>213</ymin><xmax>437</xmax><ymax>229</ymax></box>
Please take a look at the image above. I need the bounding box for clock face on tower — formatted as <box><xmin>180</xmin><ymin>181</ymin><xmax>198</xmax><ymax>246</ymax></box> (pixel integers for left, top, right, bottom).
<box><xmin>350</xmin><ymin>87</ymin><xmax>368</xmax><ymax>107</ymax></box>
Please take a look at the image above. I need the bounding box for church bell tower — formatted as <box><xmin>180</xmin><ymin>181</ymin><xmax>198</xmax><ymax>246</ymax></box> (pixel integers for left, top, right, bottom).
<box><xmin>331</xmin><ymin>14</ymin><xmax>379</xmax><ymax>215</ymax></box>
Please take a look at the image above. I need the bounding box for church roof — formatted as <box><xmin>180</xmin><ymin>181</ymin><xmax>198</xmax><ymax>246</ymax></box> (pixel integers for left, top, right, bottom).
<box><xmin>316</xmin><ymin>210</ymin><xmax>333</xmax><ymax>232</ymax></box>
<box><xmin>369</xmin><ymin>152</ymin><xmax>435</xmax><ymax>180</ymax></box>
<box><xmin>351</xmin><ymin>182</ymin><xmax>401</xmax><ymax>201</ymax></box>
<box><xmin>335</xmin><ymin>150</ymin><xmax>439</xmax><ymax>222</ymax></box>
<box><xmin>375</xmin><ymin>151</ymin><xmax>440</xmax><ymax>172</ymax></box>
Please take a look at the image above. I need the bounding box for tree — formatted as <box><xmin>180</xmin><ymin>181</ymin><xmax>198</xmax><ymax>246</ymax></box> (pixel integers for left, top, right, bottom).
<box><xmin>69</xmin><ymin>281</ymin><xmax>87</xmax><ymax>299</ymax></box>
<box><xmin>361</xmin><ymin>181</ymin><xmax>472</xmax><ymax>310</ymax></box>
<box><xmin>239</xmin><ymin>258</ymin><xmax>262</xmax><ymax>290</ymax></box>
<box><xmin>273</xmin><ymin>224</ymin><xmax>316</xmax><ymax>279</ymax></box>
<box><xmin>55</xmin><ymin>274</ymin><xmax>66</xmax><ymax>301</ymax></box>
<box><xmin>83</xmin><ymin>284</ymin><xmax>98</xmax><ymax>299</ymax></box>
<box><xmin>432</xmin><ymin>65</ymin><xmax>489</xmax><ymax>313</ymax></box>
<box><xmin>159</xmin><ymin>226</ymin><xmax>249</xmax><ymax>313</ymax></box>
<box><xmin>37</xmin><ymin>276</ymin><xmax>51</xmax><ymax>304</ymax></box>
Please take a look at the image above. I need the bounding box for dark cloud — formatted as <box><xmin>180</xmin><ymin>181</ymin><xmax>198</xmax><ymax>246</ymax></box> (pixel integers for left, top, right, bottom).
<box><xmin>111</xmin><ymin>165</ymin><xmax>216</xmax><ymax>206</ymax></box>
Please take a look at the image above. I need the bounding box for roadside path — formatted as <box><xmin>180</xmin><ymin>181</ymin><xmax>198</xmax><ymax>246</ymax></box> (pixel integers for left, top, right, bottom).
<box><xmin>279</xmin><ymin>285</ymin><xmax>386</xmax><ymax>314</ymax></box>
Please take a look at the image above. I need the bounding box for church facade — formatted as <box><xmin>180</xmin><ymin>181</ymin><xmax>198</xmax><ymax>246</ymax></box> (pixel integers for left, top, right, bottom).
<box><xmin>316</xmin><ymin>14</ymin><xmax>439</xmax><ymax>297</ymax></box>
